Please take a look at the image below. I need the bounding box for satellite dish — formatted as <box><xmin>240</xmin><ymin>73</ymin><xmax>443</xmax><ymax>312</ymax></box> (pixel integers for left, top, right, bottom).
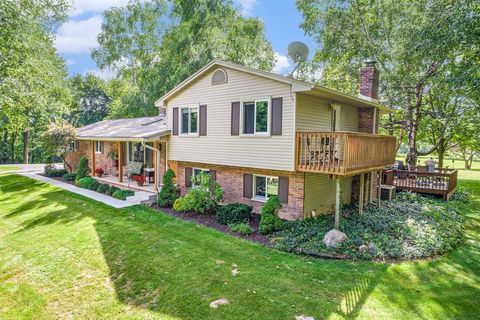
<box><xmin>288</xmin><ymin>41</ymin><xmax>309</xmax><ymax>63</ymax></box>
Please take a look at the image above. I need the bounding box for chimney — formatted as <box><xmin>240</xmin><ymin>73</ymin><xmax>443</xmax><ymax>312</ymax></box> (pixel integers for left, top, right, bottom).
<box><xmin>359</xmin><ymin>59</ymin><xmax>379</xmax><ymax>101</ymax></box>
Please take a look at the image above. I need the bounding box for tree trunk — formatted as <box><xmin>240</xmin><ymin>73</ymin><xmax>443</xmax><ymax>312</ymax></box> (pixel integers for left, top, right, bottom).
<box><xmin>405</xmin><ymin>86</ymin><xmax>423</xmax><ymax>166</ymax></box>
<box><xmin>10</xmin><ymin>133</ymin><xmax>16</xmax><ymax>162</ymax></box>
<box><xmin>23</xmin><ymin>130</ymin><xmax>29</xmax><ymax>164</ymax></box>
<box><xmin>437</xmin><ymin>142</ymin><xmax>445</xmax><ymax>168</ymax></box>
<box><xmin>2</xmin><ymin>129</ymin><xmax>7</xmax><ymax>163</ymax></box>
<box><xmin>61</xmin><ymin>155</ymin><xmax>72</xmax><ymax>173</ymax></box>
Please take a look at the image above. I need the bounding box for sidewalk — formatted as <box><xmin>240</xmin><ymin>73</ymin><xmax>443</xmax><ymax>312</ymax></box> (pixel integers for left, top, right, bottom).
<box><xmin>18</xmin><ymin>172</ymin><xmax>152</xmax><ymax>209</ymax></box>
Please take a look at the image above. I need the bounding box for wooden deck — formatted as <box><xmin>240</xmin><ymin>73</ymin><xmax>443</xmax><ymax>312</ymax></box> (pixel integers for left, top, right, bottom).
<box><xmin>383</xmin><ymin>168</ymin><xmax>458</xmax><ymax>200</ymax></box>
<box><xmin>296</xmin><ymin>131</ymin><xmax>396</xmax><ymax>175</ymax></box>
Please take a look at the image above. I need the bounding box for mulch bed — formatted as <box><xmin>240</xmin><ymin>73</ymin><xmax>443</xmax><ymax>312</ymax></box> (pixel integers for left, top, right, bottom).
<box><xmin>50</xmin><ymin>176</ymin><xmax>75</xmax><ymax>185</ymax></box>
<box><xmin>151</xmin><ymin>204</ymin><xmax>270</xmax><ymax>245</ymax></box>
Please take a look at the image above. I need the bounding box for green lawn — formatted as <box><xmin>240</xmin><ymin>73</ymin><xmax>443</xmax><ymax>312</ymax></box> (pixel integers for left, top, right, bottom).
<box><xmin>0</xmin><ymin>166</ymin><xmax>20</xmax><ymax>171</ymax></box>
<box><xmin>0</xmin><ymin>172</ymin><xmax>479</xmax><ymax>320</ymax></box>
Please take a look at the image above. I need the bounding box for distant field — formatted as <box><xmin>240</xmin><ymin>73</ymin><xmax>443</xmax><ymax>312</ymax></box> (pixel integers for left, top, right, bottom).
<box><xmin>396</xmin><ymin>154</ymin><xmax>480</xmax><ymax>170</ymax></box>
<box><xmin>0</xmin><ymin>166</ymin><xmax>20</xmax><ymax>171</ymax></box>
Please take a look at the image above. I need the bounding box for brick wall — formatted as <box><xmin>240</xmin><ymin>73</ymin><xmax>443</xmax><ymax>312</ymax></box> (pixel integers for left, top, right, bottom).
<box><xmin>65</xmin><ymin>140</ymin><xmax>117</xmax><ymax>175</ymax></box>
<box><xmin>359</xmin><ymin>65</ymin><xmax>379</xmax><ymax>99</ymax></box>
<box><xmin>173</xmin><ymin>161</ymin><xmax>305</xmax><ymax>220</ymax></box>
<box><xmin>358</xmin><ymin>107</ymin><xmax>378</xmax><ymax>134</ymax></box>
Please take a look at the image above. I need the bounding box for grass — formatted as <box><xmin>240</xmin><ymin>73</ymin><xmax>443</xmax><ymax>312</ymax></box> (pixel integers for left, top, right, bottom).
<box><xmin>0</xmin><ymin>171</ymin><xmax>479</xmax><ymax>319</ymax></box>
<box><xmin>396</xmin><ymin>155</ymin><xmax>480</xmax><ymax>170</ymax></box>
<box><xmin>0</xmin><ymin>166</ymin><xmax>20</xmax><ymax>171</ymax></box>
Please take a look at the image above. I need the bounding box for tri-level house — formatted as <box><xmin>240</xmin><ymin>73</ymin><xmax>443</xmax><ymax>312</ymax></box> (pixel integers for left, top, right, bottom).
<box><xmin>67</xmin><ymin>60</ymin><xmax>396</xmax><ymax>220</ymax></box>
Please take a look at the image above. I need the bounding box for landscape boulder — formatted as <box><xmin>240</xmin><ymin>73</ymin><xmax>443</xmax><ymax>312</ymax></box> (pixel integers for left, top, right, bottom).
<box><xmin>323</xmin><ymin>229</ymin><xmax>348</xmax><ymax>248</ymax></box>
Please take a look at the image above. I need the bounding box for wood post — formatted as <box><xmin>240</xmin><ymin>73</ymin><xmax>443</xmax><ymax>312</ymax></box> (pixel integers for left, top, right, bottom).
<box><xmin>91</xmin><ymin>141</ymin><xmax>96</xmax><ymax>173</ymax></box>
<box><xmin>369</xmin><ymin>172</ymin><xmax>374</xmax><ymax>203</ymax></box>
<box><xmin>335</xmin><ymin>177</ymin><xmax>341</xmax><ymax>229</ymax></box>
<box><xmin>377</xmin><ymin>170</ymin><xmax>382</xmax><ymax>208</ymax></box>
<box><xmin>359</xmin><ymin>173</ymin><xmax>365</xmax><ymax>215</ymax></box>
<box><xmin>153</xmin><ymin>141</ymin><xmax>158</xmax><ymax>192</ymax></box>
<box><xmin>118</xmin><ymin>142</ymin><xmax>123</xmax><ymax>182</ymax></box>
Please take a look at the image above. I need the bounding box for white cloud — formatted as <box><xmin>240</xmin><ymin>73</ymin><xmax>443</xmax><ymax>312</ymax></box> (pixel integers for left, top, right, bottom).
<box><xmin>84</xmin><ymin>68</ymin><xmax>115</xmax><ymax>80</ymax></box>
<box><xmin>65</xmin><ymin>59</ymin><xmax>75</xmax><ymax>65</ymax></box>
<box><xmin>55</xmin><ymin>16</ymin><xmax>102</xmax><ymax>53</ymax></box>
<box><xmin>69</xmin><ymin>0</ymin><xmax>130</xmax><ymax>17</ymax></box>
<box><xmin>273</xmin><ymin>52</ymin><xmax>291</xmax><ymax>74</ymax></box>
<box><xmin>236</xmin><ymin>0</ymin><xmax>257</xmax><ymax>16</ymax></box>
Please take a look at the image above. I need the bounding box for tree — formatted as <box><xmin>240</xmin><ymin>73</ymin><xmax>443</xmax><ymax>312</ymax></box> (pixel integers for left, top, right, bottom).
<box><xmin>92</xmin><ymin>0</ymin><xmax>275</xmax><ymax>118</ymax></box>
<box><xmin>42</xmin><ymin>121</ymin><xmax>76</xmax><ymax>172</ymax></box>
<box><xmin>69</xmin><ymin>74</ymin><xmax>112</xmax><ymax>126</ymax></box>
<box><xmin>452</xmin><ymin>109</ymin><xmax>480</xmax><ymax>169</ymax></box>
<box><xmin>296</xmin><ymin>0</ymin><xmax>479</xmax><ymax>165</ymax></box>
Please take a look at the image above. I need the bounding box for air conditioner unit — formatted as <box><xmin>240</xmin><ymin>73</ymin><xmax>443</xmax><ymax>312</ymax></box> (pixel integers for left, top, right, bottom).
<box><xmin>381</xmin><ymin>185</ymin><xmax>396</xmax><ymax>201</ymax></box>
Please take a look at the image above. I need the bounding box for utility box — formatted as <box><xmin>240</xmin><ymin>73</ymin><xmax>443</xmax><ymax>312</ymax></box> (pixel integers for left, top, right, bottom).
<box><xmin>381</xmin><ymin>185</ymin><xmax>396</xmax><ymax>201</ymax></box>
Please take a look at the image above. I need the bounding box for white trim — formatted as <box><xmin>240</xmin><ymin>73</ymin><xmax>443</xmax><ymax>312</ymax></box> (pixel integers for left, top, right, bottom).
<box><xmin>179</xmin><ymin>105</ymin><xmax>199</xmax><ymax>136</ymax></box>
<box><xmin>192</xmin><ymin>167</ymin><xmax>210</xmax><ymax>187</ymax></box>
<box><xmin>252</xmin><ymin>174</ymin><xmax>279</xmax><ymax>201</ymax></box>
<box><xmin>239</xmin><ymin>99</ymin><xmax>271</xmax><ymax>137</ymax></box>
<box><xmin>94</xmin><ymin>141</ymin><xmax>102</xmax><ymax>153</ymax></box>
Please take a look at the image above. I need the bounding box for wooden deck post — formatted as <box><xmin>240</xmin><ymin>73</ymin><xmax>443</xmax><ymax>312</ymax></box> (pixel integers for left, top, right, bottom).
<box><xmin>153</xmin><ymin>141</ymin><xmax>158</xmax><ymax>192</ymax></box>
<box><xmin>118</xmin><ymin>142</ymin><xmax>123</xmax><ymax>182</ymax></box>
<box><xmin>335</xmin><ymin>177</ymin><xmax>341</xmax><ymax>229</ymax></box>
<box><xmin>91</xmin><ymin>141</ymin><xmax>96</xmax><ymax>173</ymax></box>
<box><xmin>359</xmin><ymin>173</ymin><xmax>365</xmax><ymax>215</ymax></box>
<box><xmin>377</xmin><ymin>170</ymin><xmax>382</xmax><ymax>208</ymax></box>
<box><xmin>369</xmin><ymin>172</ymin><xmax>374</xmax><ymax>203</ymax></box>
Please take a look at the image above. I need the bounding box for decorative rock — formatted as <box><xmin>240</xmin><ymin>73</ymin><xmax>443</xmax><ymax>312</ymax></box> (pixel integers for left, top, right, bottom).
<box><xmin>209</xmin><ymin>298</ymin><xmax>229</xmax><ymax>308</ymax></box>
<box><xmin>323</xmin><ymin>229</ymin><xmax>348</xmax><ymax>248</ymax></box>
<box><xmin>295</xmin><ymin>315</ymin><xmax>315</xmax><ymax>320</ymax></box>
<box><xmin>358</xmin><ymin>244</ymin><xmax>368</xmax><ymax>252</ymax></box>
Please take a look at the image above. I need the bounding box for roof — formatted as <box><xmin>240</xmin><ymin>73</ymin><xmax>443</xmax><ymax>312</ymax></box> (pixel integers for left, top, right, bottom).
<box><xmin>76</xmin><ymin>116</ymin><xmax>170</xmax><ymax>141</ymax></box>
<box><xmin>154</xmin><ymin>59</ymin><xmax>395</xmax><ymax>113</ymax></box>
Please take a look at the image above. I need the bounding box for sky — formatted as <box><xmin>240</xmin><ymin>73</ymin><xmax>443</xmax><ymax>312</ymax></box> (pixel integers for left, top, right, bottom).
<box><xmin>56</xmin><ymin>0</ymin><xmax>316</xmax><ymax>79</ymax></box>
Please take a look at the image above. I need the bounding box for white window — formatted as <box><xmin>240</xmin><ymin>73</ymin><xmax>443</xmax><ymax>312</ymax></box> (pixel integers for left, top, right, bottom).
<box><xmin>70</xmin><ymin>140</ymin><xmax>78</xmax><ymax>152</ymax></box>
<box><xmin>180</xmin><ymin>106</ymin><xmax>198</xmax><ymax>135</ymax></box>
<box><xmin>127</xmin><ymin>142</ymin><xmax>145</xmax><ymax>162</ymax></box>
<box><xmin>193</xmin><ymin>168</ymin><xmax>210</xmax><ymax>187</ymax></box>
<box><xmin>242</xmin><ymin>100</ymin><xmax>269</xmax><ymax>135</ymax></box>
<box><xmin>94</xmin><ymin>141</ymin><xmax>101</xmax><ymax>153</ymax></box>
<box><xmin>253</xmin><ymin>175</ymin><xmax>278</xmax><ymax>200</ymax></box>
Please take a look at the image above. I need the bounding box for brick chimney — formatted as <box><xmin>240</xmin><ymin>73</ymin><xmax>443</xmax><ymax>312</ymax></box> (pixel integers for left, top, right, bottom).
<box><xmin>359</xmin><ymin>59</ymin><xmax>379</xmax><ymax>100</ymax></box>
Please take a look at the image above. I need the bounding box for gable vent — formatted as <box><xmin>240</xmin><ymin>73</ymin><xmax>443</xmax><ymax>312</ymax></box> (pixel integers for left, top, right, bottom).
<box><xmin>212</xmin><ymin>68</ymin><xmax>227</xmax><ymax>85</ymax></box>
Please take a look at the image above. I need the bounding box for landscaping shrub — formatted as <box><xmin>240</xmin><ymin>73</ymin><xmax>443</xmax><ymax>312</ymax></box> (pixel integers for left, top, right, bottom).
<box><xmin>181</xmin><ymin>172</ymin><xmax>223</xmax><ymax>214</ymax></box>
<box><xmin>87</xmin><ymin>180</ymin><xmax>99</xmax><ymax>191</ymax></box>
<box><xmin>75</xmin><ymin>177</ymin><xmax>96</xmax><ymax>189</ymax></box>
<box><xmin>112</xmin><ymin>189</ymin><xmax>134</xmax><ymax>200</ymax></box>
<box><xmin>216</xmin><ymin>203</ymin><xmax>252</xmax><ymax>225</ymax></box>
<box><xmin>229</xmin><ymin>222</ymin><xmax>253</xmax><ymax>235</ymax></box>
<box><xmin>173</xmin><ymin>198</ymin><xmax>184</xmax><ymax>212</ymax></box>
<box><xmin>259</xmin><ymin>196</ymin><xmax>284</xmax><ymax>234</ymax></box>
<box><xmin>96</xmin><ymin>183</ymin><xmax>109</xmax><ymax>194</ymax></box>
<box><xmin>63</xmin><ymin>172</ymin><xmax>77</xmax><ymax>181</ymax></box>
<box><xmin>157</xmin><ymin>168</ymin><xmax>180</xmax><ymax>207</ymax></box>
<box><xmin>45</xmin><ymin>169</ymin><xmax>67</xmax><ymax>177</ymax></box>
<box><xmin>76</xmin><ymin>156</ymin><xmax>90</xmax><ymax>181</ymax></box>
<box><xmin>270</xmin><ymin>192</ymin><xmax>468</xmax><ymax>260</ymax></box>
<box><xmin>105</xmin><ymin>186</ymin><xmax>119</xmax><ymax>196</ymax></box>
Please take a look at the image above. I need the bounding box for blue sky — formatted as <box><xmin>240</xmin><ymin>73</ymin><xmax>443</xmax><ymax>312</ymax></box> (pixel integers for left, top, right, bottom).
<box><xmin>56</xmin><ymin>0</ymin><xmax>315</xmax><ymax>78</ymax></box>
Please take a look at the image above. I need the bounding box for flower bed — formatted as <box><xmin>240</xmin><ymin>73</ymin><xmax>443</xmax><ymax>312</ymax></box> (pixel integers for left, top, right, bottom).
<box><xmin>269</xmin><ymin>191</ymin><xmax>468</xmax><ymax>260</ymax></box>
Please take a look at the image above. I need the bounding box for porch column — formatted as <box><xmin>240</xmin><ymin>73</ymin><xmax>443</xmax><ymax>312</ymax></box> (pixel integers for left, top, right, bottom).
<box><xmin>377</xmin><ymin>170</ymin><xmax>382</xmax><ymax>208</ymax></box>
<box><xmin>153</xmin><ymin>141</ymin><xmax>159</xmax><ymax>192</ymax></box>
<box><xmin>118</xmin><ymin>142</ymin><xmax>123</xmax><ymax>182</ymax></box>
<box><xmin>91</xmin><ymin>141</ymin><xmax>96</xmax><ymax>173</ymax></box>
<box><xmin>335</xmin><ymin>177</ymin><xmax>341</xmax><ymax>229</ymax></box>
<box><xmin>359</xmin><ymin>173</ymin><xmax>365</xmax><ymax>215</ymax></box>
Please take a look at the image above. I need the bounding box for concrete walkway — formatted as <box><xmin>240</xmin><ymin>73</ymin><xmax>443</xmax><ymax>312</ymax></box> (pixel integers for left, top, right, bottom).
<box><xmin>18</xmin><ymin>171</ymin><xmax>154</xmax><ymax>209</ymax></box>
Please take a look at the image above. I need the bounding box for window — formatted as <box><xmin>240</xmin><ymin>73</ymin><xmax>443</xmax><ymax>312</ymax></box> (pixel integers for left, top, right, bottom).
<box><xmin>127</xmin><ymin>142</ymin><xmax>145</xmax><ymax>162</ymax></box>
<box><xmin>70</xmin><ymin>141</ymin><xmax>78</xmax><ymax>152</ymax></box>
<box><xmin>181</xmin><ymin>106</ymin><xmax>198</xmax><ymax>135</ymax></box>
<box><xmin>193</xmin><ymin>168</ymin><xmax>210</xmax><ymax>187</ymax></box>
<box><xmin>253</xmin><ymin>175</ymin><xmax>278</xmax><ymax>200</ymax></box>
<box><xmin>94</xmin><ymin>141</ymin><xmax>101</xmax><ymax>153</ymax></box>
<box><xmin>242</xmin><ymin>100</ymin><xmax>269</xmax><ymax>135</ymax></box>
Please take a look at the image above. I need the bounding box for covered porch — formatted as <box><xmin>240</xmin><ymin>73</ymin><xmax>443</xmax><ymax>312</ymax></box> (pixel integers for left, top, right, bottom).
<box><xmin>73</xmin><ymin>116</ymin><xmax>170</xmax><ymax>193</ymax></box>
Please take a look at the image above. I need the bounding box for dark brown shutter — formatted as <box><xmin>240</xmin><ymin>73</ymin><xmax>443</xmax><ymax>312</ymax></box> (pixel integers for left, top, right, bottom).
<box><xmin>209</xmin><ymin>170</ymin><xmax>216</xmax><ymax>190</ymax></box>
<box><xmin>278</xmin><ymin>176</ymin><xmax>289</xmax><ymax>204</ymax></box>
<box><xmin>199</xmin><ymin>104</ymin><xmax>207</xmax><ymax>136</ymax></box>
<box><xmin>185</xmin><ymin>167</ymin><xmax>192</xmax><ymax>187</ymax></box>
<box><xmin>271</xmin><ymin>97</ymin><xmax>283</xmax><ymax>135</ymax></box>
<box><xmin>100</xmin><ymin>141</ymin><xmax>105</xmax><ymax>153</ymax></box>
<box><xmin>243</xmin><ymin>174</ymin><xmax>253</xmax><ymax>198</ymax></box>
<box><xmin>173</xmin><ymin>107</ymin><xmax>179</xmax><ymax>135</ymax></box>
<box><xmin>231</xmin><ymin>101</ymin><xmax>240</xmax><ymax>136</ymax></box>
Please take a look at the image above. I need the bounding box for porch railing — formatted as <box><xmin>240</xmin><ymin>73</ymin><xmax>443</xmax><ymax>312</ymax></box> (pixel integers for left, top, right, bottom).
<box><xmin>296</xmin><ymin>131</ymin><xmax>396</xmax><ymax>175</ymax></box>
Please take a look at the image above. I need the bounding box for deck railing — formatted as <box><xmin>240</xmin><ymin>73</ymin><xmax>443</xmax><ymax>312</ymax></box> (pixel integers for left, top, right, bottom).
<box><xmin>383</xmin><ymin>168</ymin><xmax>458</xmax><ymax>200</ymax></box>
<box><xmin>296</xmin><ymin>131</ymin><xmax>396</xmax><ymax>175</ymax></box>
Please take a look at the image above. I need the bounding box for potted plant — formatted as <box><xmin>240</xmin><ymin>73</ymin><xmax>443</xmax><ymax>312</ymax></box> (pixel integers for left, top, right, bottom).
<box><xmin>107</xmin><ymin>150</ymin><xmax>119</xmax><ymax>168</ymax></box>
<box><xmin>133</xmin><ymin>175</ymin><xmax>145</xmax><ymax>187</ymax></box>
<box><xmin>94</xmin><ymin>167</ymin><xmax>104</xmax><ymax>177</ymax></box>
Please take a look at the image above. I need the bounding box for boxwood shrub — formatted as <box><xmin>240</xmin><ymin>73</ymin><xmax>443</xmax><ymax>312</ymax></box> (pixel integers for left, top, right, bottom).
<box><xmin>112</xmin><ymin>189</ymin><xmax>134</xmax><ymax>200</ymax></box>
<box><xmin>105</xmin><ymin>186</ymin><xmax>119</xmax><ymax>196</ymax></box>
<box><xmin>63</xmin><ymin>172</ymin><xmax>77</xmax><ymax>181</ymax></box>
<box><xmin>259</xmin><ymin>196</ymin><xmax>285</xmax><ymax>234</ymax></box>
<box><xmin>216</xmin><ymin>203</ymin><xmax>252</xmax><ymax>225</ymax></box>
<box><xmin>75</xmin><ymin>177</ymin><xmax>96</xmax><ymax>189</ymax></box>
<box><xmin>96</xmin><ymin>183</ymin><xmax>109</xmax><ymax>194</ymax></box>
<box><xmin>45</xmin><ymin>169</ymin><xmax>67</xmax><ymax>177</ymax></box>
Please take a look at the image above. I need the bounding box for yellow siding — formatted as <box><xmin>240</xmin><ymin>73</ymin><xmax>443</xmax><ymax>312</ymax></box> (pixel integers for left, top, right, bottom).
<box><xmin>296</xmin><ymin>93</ymin><xmax>332</xmax><ymax>132</ymax></box>
<box><xmin>165</xmin><ymin>67</ymin><xmax>295</xmax><ymax>171</ymax></box>
<box><xmin>303</xmin><ymin>173</ymin><xmax>352</xmax><ymax>217</ymax></box>
<box><xmin>339</xmin><ymin>103</ymin><xmax>359</xmax><ymax>131</ymax></box>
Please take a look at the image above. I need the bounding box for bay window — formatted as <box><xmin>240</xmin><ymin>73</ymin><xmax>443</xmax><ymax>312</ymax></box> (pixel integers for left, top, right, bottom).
<box><xmin>181</xmin><ymin>106</ymin><xmax>198</xmax><ymax>135</ymax></box>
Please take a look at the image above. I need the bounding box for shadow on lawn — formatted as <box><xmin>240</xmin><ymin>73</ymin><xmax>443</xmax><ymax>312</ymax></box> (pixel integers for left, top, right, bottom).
<box><xmin>2</xmin><ymin>174</ymin><xmax>478</xmax><ymax>319</ymax></box>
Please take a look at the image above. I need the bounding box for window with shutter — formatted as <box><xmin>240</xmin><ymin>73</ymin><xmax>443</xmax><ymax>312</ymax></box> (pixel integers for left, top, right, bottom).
<box><xmin>199</xmin><ymin>105</ymin><xmax>207</xmax><ymax>136</ymax></box>
<box><xmin>172</xmin><ymin>107</ymin><xmax>179</xmax><ymax>135</ymax></box>
<box><xmin>185</xmin><ymin>167</ymin><xmax>192</xmax><ymax>187</ymax></box>
<box><xmin>243</xmin><ymin>174</ymin><xmax>253</xmax><ymax>198</ymax></box>
<box><xmin>241</xmin><ymin>100</ymin><xmax>270</xmax><ymax>135</ymax></box>
<box><xmin>231</xmin><ymin>101</ymin><xmax>240</xmax><ymax>135</ymax></box>
<box><xmin>271</xmin><ymin>97</ymin><xmax>283</xmax><ymax>135</ymax></box>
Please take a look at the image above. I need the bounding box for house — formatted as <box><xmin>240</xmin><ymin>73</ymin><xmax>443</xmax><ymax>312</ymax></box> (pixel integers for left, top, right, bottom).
<box><xmin>66</xmin><ymin>59</ymin><xmax>396</xmax><ymax>220</ymax></box>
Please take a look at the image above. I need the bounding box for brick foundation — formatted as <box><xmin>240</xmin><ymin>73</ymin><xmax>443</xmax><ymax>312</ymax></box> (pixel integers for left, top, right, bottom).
<box><xmin>172</xmin><ymin>161</ymin><xmax>305</xmax><ymax>220</ymax></box>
